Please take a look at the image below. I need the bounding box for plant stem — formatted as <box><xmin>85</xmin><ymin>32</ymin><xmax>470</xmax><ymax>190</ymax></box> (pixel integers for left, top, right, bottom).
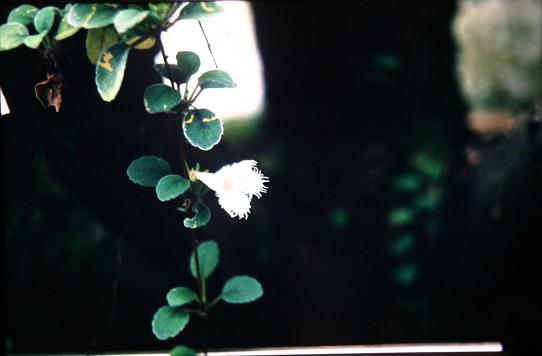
<box><xmin>198</xmin><ymin>21</ymin><xmax>218</xmax><ymax>69</ymax></box>
<box><xmin>157</xmin><ymin>36</ymin><xmax>177</xmax><ymax>91</ymax></box>
<box><xmin>191</xmin><ymin>229</ymin><xmax>205</xmax><ymax>304</ymax></box>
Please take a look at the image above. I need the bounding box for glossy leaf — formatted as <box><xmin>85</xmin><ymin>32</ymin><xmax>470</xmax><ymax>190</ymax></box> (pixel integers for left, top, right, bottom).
<box><xmin>7</xmin><ymin>5</ymin><xmax>38</xmax><ymax>26</ymax></box>
<box><xmin>0</xmin><ymin>23</ymin><xmax>29</xmax><ymax>51</ymax></box>
<box><xmin>126</xmin><ymin>35</ymin><xmax>156</xmax><ymax>50</ymax></box>
<box><xmin>189</xmin><ymin>239</ymin><xmax>218</xmax><ymax>279</ymax></box>
<box><xmin>23</xmin><ymin>32</ymin><xmax>47</xmax><ymax>49</ymax></box>
<box><xmin>34</xmin><ymin>7</ymin><xmax>56</xmax><ymax>33</ymax></box>
<box><xmin>182</xmin><ymin>109</ymin><xmax>223</xmax><ymax>151</ymax></box>
<box><xmin>184</xmin><ymin>202</ymin><xmax>211</xmax><ymax>230</ymax></box>
<box><xmin>95</xmin><ymin>42</ymin><xmax>131</xmax><ymax>102</ymax></box>
<box><xmin>55</xmin><ymin>5</ymin><xmax>80</xmax><ymax>41</ymax></box>
<box><xmin>153</xmin><ymin>64</ymin><xmax>188</xmax><ymax>84</ymax></box>
<box><xmin>127</xmin><ymin>156</ymin><xmax>172</xmax><ymax>187</ymax></box>
<box><xmin>86</xmin><ymin>26</ymin><xmax>118</xmax><ymax>64</ymax></box>
<box><xmin>170</xmin><ymin>345</ymin><xmax>196</xmax><ymax>356</ymax></box>
<box><xmin>151</xmin><ymin>306</ymin><xmax>190</xmax><ymax>340</ymax></box>
<box><xmin>180</xmin><ymin>2</ymin><xmax>222</xmax><ymax>20</ymax></box>
<box><xmin>156</xmin><ymin>174</ymin><xmax>190</xmax><ymax>202</ymax></box>
<box><xmin>148</xmin><ymin>3</ymin><xmax>173</xmax><ymax>20</ymax></box>
<box><xmin>67</xmin><ymin>3</ymin><xmax>117</xmax><ymax>29</ymax></box>
<box><xmin>143</xmin><ymin>84</ymin><xmax>181</xmax><ymax>113</ymax></box>
<box><xmin>166</xmin><ymin>287</ymin><xmax>197</xmax><ymax>307</ymax></box>
<box><xmin>176</xmin><ymin>51</ymin><xmax>201</xmax><ymax>80</ymax></box>
<box><xmin>197</xmin><ymin>70</ymin><xmax>236</xmax><ymax>89</ymax></box>
<box><xmin>114</xmin><ymin>9</ymin><xmax>149</xmax><ymax>34</ymax></box>
<box><xmin>221</xmin><ymin>276</ymin><xmax>263</xmax><ymax>304</ymax></box>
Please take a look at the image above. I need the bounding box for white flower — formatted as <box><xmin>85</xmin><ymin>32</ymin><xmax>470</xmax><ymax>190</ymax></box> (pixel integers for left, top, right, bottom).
<box><xmin>195</xmin><ymin>160</ymin><xmax>269</xmax><ymax>219</ymax></box>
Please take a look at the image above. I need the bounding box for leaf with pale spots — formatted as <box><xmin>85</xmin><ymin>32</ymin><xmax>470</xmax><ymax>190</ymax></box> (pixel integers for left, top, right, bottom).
<box><xmin>113</xmin><ymin>9</ymin><xmax>148</xmax><ymax>34</ymax></box>
<box><xmin>156</xmin><ymin>174</ymin><xmax>190</xmax><ymax>202</ymax></box>
<box><xmin>144</xmin><ymin>84</ymin><xmax>181</xmax><ymax>113</ymax></box>
<box><xmin>0</xmin><ymin>23</ymin><xmax>29</xmax><ymax>51</ymax></box>
<box><xmin>86</xmin><ymin>26</ymin><xmax>118</xmax><ymax>64</ymax></box>
<box><xmin>127</xmin><ymin>156</ymin><xmax>172</xmax><ymax>188</ymax></box>
<box><xmin>7</xmin><ymin>5</ymin><xmax>38</xmax><ymax>26</ymax></box>
<box><xmin>197</xmin><ymin>70</ymin><xmax>236</xmax><ymax>90</ymax></box>
<box><xmin>182</xmin><ymin>109</ymin><xmax>223</xmax><ymax>151</ymax></box>
<box><xmin>189</xmin><ymin>238</ymin><xmax>218</xmax><ymax>278</ymax></box>
<box><xmin>23</xmin><ymin>32</ymin><xmax>47</xmax><ymax>49</ymax></box>
<box><xmin>180</xmin><ymin>2</ymin><xmax>222</xmax><ymax>20</ymax></box>
<box><xmin>67</xmin><ymin>3</ymin><xmax>117</xmax><ymax>29</ymax></box>
<box><xmin>95</xmin><ymin>42</ymin><xmax>131</xmax><ymax>102</ymax></box>
<box><xmin>55</xmin><ymin>5</ymin><xmax>80</xmax><ymax>41</ymax></box>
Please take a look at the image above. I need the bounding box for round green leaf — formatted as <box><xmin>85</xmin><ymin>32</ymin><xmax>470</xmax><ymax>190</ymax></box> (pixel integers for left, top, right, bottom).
<box><xmin>392</xmin><ymin>173</ymin><xmax>422</xmax><ymax>193</ymax></box>
<box><xmin>184</xmin><ymin>202</ymin><xmax>211</xmax><ymax>230</ymax></box>
<box><xmin>148</xmin><ymin>3</ymin><xmax>173</xmax><ymax>20</ymax></box>
<box><xmin>34</xmin><ymin>7</ymin><xmax>56</xmax><ymax>34</ymax></box>
<box><xmin>176</xmin><ymin>51</ymin><xmax>201</xmax><ymax>79</ymax></box>
<box><xmin>23</xmin><ymin>32</ymin><xmax>47</xmax><ymax>49</ymax></box>
<box><xmin>55</xmin><ymin>5</ymin><xmax>80</xmax><ymax>41</ymax></box>
<box><xmin>95</xmin><ymin>42</ymin><xmax>131</xmax><ymax>102</ymax></box>
<box><xmin>127</xmin><ymin>156</ymin><xmax>172</xmax><ymax>187</ymax></box>
<box><xmin>180</xmin><ymin>2</ymin><xmax>222</xmax><ymax>20</ymax></box>
<box><xmin>388</xmin><ymin>207</ymin><xmax>415</xmax><ymax>227</ymax></box>
<box><xmin>0</xmin><ymin>23</ymin><xmax>29</xmax><ymax>51</ymax></box>
<box><xmin>67</xmin><ymin>3</ymin><xmax>117</xmax><ymax>29</ymax></box>
<box><xmin>156</xmin><ymin>174</ymin><xmax>190</xmax><ymax>202</ymax></box>
<box><xmin>170</xmin><ymin>345</ymin><xmax>196</xmax><ymax>356</ymax></box>
<box><xmin>221</xmin><ymin>276</ymin><xmax>263</xmax><ymax>304</ymax></box>
<box><xmin>143</xmin><ymin>84</ymin><xmax>181</xmax><ymax>113</ymax></box>
<box><xmin>114</xmin><ymin>9</ymin><xmax>149</xmax><ymax>34</ymax></box>
<box><xmin>151</xmin><ymin>306</ymin><xmax>190</xmax><ymax>340</ymax></box>
<box><xmin>7</xmin><ymin>5</ymin><xmax>38</xmax><ymax>26</ymax></box>
<box><xmin>166</xmin><ymin>287</ymin><xmax>197</xmax><ymax>307</ymax></box>
<box><xmin>189</xmin><ymin>239</ymin><xmax>218</xmax><ymax>280</ymax></box>
<box><xmin>182</xmin><ymin>109</ymin><xmax>223</xmax><ymax>151</ymax></box>
<box><xmin>86</xmin><ymin>26</ymin><xmax>118</xmax><ymax>64</ymax></box>
<box><xmin>153</xmin><ymin>64</ymin><xmax>188</xmax><ymax>84</ymax></box>
<box><xmin>197</xmin><ymin>70</ymin><xmax>236</xmax><ymax>89</ymax></box>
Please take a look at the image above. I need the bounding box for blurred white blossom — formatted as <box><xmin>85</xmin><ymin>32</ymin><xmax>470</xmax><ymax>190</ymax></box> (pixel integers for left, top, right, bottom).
<box><xmin>195</xmin><ymin>160</ymin><xmax>268</xmax><ymax>219</ymax></box>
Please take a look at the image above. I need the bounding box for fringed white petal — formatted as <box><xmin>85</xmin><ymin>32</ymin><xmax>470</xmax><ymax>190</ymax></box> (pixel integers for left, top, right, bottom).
<box><xmin>217</xmin><ymin>190</ymin><xmax>251</xmax><ymax>219</ymax></box>
<box><xmin>195</xmin><ymin>160</ymin><xmax>269</xmax><ymax>219</ymax></box>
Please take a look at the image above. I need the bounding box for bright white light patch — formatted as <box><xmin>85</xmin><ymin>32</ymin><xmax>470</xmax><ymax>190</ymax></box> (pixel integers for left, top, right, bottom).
<box><xmin>156</xmin><ymin>2</ymin><xmax>265</xmax><ymax>120</ymax></box>
<box><xmin>1</xmin><ymin>86</ymin><xmax>10</xmax><ymax>115</ymax></box>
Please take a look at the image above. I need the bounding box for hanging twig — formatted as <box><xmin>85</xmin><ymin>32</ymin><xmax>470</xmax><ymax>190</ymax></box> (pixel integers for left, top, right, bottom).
<box><xmin>198</xmin><ymin>21</ymin><xmax>218</xmax><ymax>69</ymax></box>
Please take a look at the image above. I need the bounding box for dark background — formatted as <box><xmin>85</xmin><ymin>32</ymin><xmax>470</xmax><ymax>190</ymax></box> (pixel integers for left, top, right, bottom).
<box><xmin>2</xmin><ymin>1</ymin><xmax>542</xmax><ymax>354</ymax></box>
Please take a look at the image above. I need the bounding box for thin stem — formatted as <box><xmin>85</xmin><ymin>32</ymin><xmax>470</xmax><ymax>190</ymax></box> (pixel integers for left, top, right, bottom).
<box><xmin>191</xmin><ymin>229</ymin><xmax>205</xmax><ymax>303</ymax></box>
<box><xmin>157</xmin><ymin>36</ymin><xmax>177</xmax><ymax>90</ymax></box>
<box><xmin>189</xmin><ymin>87</ymin><xmax>203</xmax><ymax>104</ymax></box>
<box><xmin>198</xmin><ymin>21</ymin><xmax>218</xmax><ymax>69</ymax></box>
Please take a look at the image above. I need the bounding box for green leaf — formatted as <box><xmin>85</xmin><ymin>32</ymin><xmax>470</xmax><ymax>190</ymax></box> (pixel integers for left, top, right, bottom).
<box><xmin>34</xmin><ymin>6</ymin><xmax>56</xmax><ymax>34</ymax></box>
<box><xmin>143</xmin><ymin>84</ymin><xmax>181</xmax><ymax>113</ymax></box>
<box><xmin>151</xmin><ymin>306</ymin><xmax>190</xmax><ymax>340</ymax></box>
<box><xmin>189</xmin><ymin>239</ymin><xmax>218</xmax><ymax>279</ymax></box>
<box><xmin>197</xmin><ymin>70</ymin><xmax>236</xmax><ymax>89</ymax></box>
<box><xmin>221</xmin><ymin>276</ymin><xmax>263</xmax><ymax>304</ymax></box>
<box><xmin>409</xmin><ymin>153</ymin><xmax>446</xmax><ymax>180</ymax></box>
<box><xmin>182</xmin><ymin>109</ymin><xmax>223</xmax><ymax>151</ymax></box>
<box><xmin>166</xmin><ymin>287</ymin><xmax>197</xmax><ymax>307</ymax></box>
<box><xmin>127</xmin><ymin>156</ymin><xmax>172</xmax><ymax>187</ymax></box>
<box><xmin>95</xmin><ymin>42</ymin><xmax>131</xmax><ymax>102</ymax></box>
<box><xmin>23</xmin><ymin>32</ymin><xmax>47</xmax><ymax>49</ymax></box>
<box><xmin>392</xmin><ymin>173</ymin><xmax>422</xmax><ymax>193</ymax></box>
<box><xmin>148</xmin><ymin>3</ymin><xmax>173</xmax><ymax>20</ymax></box>
<box><xmin>7</xmin><ymin>5</ymin><xmax>38</xmax><ymax>26</ymax></box>
<box><xmin>86</xmin><ymin>26</ymin><xmax>118</xmax><ymax>64</ymax></box>
<box><xmin>388</xmin><ymin>207</ymin><xmax>415</xmax><ymax>227</ymax></box>
<box><xmin>153</xmin><ymin>64</ymin><xmax>187</xmax><ymax>84</ymax></box>
<box><xmin>180</xmin><ymin>2</ymin><xmax>222</xmax><ymax>20</ymax></box>
<box><xmin>156</xmin><ymin>174</ymin><xmax>190</xmax><ymax>202</ymax></box>
<box><xmin>389</xmin><ymin>233</ymin><xmax>415</xmax><ymax>256</ymax></box>
<box><xmin>170</xmin><ymin>346</ymin><xmax>196</xmax><ymax>356</ymax></box>
<box><xmin>184</xmin><ymin>202</ymin><xmax>211</xmax><ymax>230</ymax></box>
<box><xmin>176</xmin><ymin>51</ymin><xmax>201</xmax><ymax>79</ymax></box>
<box><xmin>55</xmin><ymin>5</ymin><xmax>80</xmax><ymax>41</ymax></box>
<box><xmin>114</xmin><ymin>9</ymin><xmax>149</xmax><ymax>34</ymax></box>
<box><xmin>0</xmin><ymin>23</ymin><xmax>29</xmax><ymax>51</ymax></box>
<box><xmin>67</xmin><ymin>3</ymin><xmax>117</xmax><ymax>29</ymax></box>
<box><xmin>127</xmin><ymin>35</ymin><xmax>156</xmax><ymax>50</ymax></box>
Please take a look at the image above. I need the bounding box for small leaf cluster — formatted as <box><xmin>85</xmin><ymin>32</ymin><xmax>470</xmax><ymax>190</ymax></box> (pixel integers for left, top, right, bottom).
<box><xmin>145</xmin><ymin>50</ymin><xmax>236</xmax><ymax>151</ymax></box>
<box><xmin>152</xmin><ymin>240</ymin><xmax>263</xmax><ymax>340</ymax></box>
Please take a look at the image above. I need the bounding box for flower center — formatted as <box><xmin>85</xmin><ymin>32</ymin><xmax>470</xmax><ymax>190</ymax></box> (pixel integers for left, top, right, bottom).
<box><xmin>223</xmin><ymin>178</ymin><xmax>234</xmax><ymax>192</ymax></box>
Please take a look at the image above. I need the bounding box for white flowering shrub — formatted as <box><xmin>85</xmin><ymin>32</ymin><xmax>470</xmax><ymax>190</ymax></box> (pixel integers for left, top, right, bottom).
<box><xmin>0</xmin><ymin>2</ymin><xmax>267</xmax><ymax>353</ymax></box>
<box><xmin>453</xmin><ymin>0</ymin><xmax>542</xmax><ymax>110</ymax></box>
